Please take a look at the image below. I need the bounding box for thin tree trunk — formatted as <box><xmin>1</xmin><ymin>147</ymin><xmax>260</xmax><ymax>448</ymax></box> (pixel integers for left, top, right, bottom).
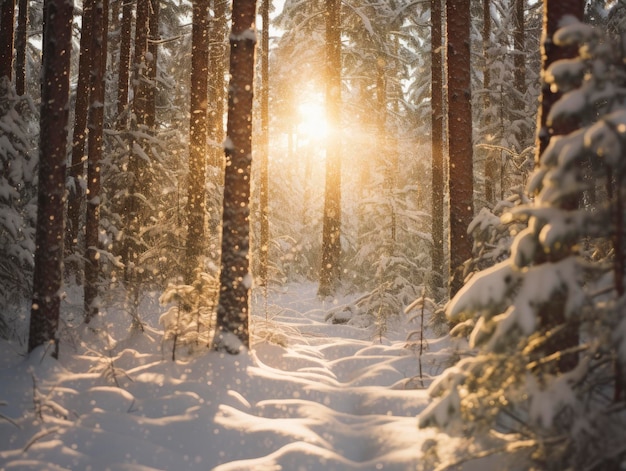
<box><xmin>0</xmin><ymin>0</ymin><xmax>15</xmax><ymax>80</ymax></box>
<box><xmin>116</xmin><ymin>0</ymin><xmax>133</xmax><ymax>126</ymax></box>
<box><xmin>430</xmin><ymin>0</ymin><xmax>445</xmax><ymax>292</ymax></box>
<box><xmin>214</xmin><ymin>0</ymin><xmax>257</xmax><ymax>352</ymax></box>
<box><xmin>84</xmin><ymin>0</ymin><xmax>109</xmax><ymax>322</ymax></box>
<box><xmin>446</xmin><ymin>0</ymin><xmax>474</xmax><ymax>297</ymax></box>
<box><xmin>184</xmin><ymin>0</ymin><xmax>210</xmax><ymax>283</ymax></box>
<box><xmin>67</xmin><ymin>0</ymin><xmax>95</xmax><ymax>278</ymax></box>
<box><xmin>318</xmin><ymin>0</ymin><xmax>342</xmax><ymax>298</ymax></box>
<box><xmin>483</xmin><ymin>0</ymin><xmax>497</xmax><ymax>205</ymax></box>
<box><xmin>14</xmin><ymin>0</ymin><xmax>26</xmax><ymax>95</ymax></box>
<box><xmin>513</xmin><ymin>0</ymin><xmax>526</xmax><ymax>148</ymax></box>
<box><xmin>146</xmin><ymin>0</ymin><xmax>159</xmax><ymax>131</ymax></box>
<box><xmin>258</xmin><ymin>0</ymin><xmax>270</xmax><ymax>287</ymax></box>
<box><xmin>28</xmin><ymin>0</ymin><xmax>74</xmax><ymax>355</ymax></box>
<box><xmin>122</xmin><ymin>0</ymin><xmax>150</xmax><ymax>282</ymax></box>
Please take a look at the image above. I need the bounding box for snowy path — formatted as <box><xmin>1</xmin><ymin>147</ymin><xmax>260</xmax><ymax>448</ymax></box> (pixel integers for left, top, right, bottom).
<box><xmin>0</xmin><ymin>283</ymin><xmax>456</xmax><ymax>470</ymax></box>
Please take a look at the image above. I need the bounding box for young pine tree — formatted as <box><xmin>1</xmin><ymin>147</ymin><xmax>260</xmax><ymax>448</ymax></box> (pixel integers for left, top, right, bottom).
<box><xmin>419</xmin><ymin>15</ymin><xmax>626</xmax><ymax>470</ymax></box>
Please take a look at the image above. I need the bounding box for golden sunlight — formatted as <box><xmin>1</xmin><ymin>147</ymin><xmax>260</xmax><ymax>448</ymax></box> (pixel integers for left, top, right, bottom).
<box><xmin>297</xmin><ymin>99</ymin><xmax>328</xmax><ymax>143</ymax></box>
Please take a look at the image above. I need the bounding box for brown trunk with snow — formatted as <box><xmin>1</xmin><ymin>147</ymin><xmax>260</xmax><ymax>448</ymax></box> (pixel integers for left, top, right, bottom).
<box><xmin>214</xmin><ymin>0</ymin><xmax>257</xmax><ymax>352</ymax></box>
<box><xmin>318</xmin><ymin>0</ymin><xmax>342</xmax><ymax>298</ymax></box>
<box><xmin>446</xmin><ymin>0</ymin><xmax>474</xmax><ymax>297</ymax></box>
<box><xmin>28</xmin><ymin>0</ymin><xmax>74</xmax><ymax>355</ymax></box>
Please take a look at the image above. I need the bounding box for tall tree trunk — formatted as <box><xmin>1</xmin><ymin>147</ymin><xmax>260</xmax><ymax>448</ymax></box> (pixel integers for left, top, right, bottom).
<box><xmin>0</xmin><ymin>0</ymin><xmax>15</xmax><ymax>80</ymax></box>
<box><xmin>184</xmin><ymin>0</ymin><xmax>210</xmax><ymax>283</ymax></box>
<box><xmin>214</xmin><ymin>0</ymin><xmax>257</xmax><ymax>352</ymax></box>
<box><xmin>430</xmin><ymin>0</ymin><xmax>445</xmax><ymax>292</ymax></box>
<box><xmin>446</xmin><ymin>0</ymin><xmax>474</xmax><ymax>297</ymax></box>
<box><xmin>28</xmin><ymin>0</ymin><xmax>73</xmax><ymax>355</ymax></box>
<box><xmin>14</xmin><ymin>0</ymin><xmax>26</xmax><ymax>95</ymax></box>
<box><xmin>482</xmin><ymin>0</ymin><xmax>497</xmax><ymax>205</ymax></box>
<box><xmin>116</xmin><ymin>0</ymin><xmax>133</xmax><ymax>126</ymax></box>
<box><xmin>258</xmin><ymin>0</ymin><xmax>270</xmax><ymax>287</ymax></box>
<box><xmin>513</xmin><ymin>0</ymin><xmax>526</xmax><ymax>149</ymax></box>
<box><xmin>123</xmin><ymin>0</ymin><xmax>150</xmax><ymax>282</ymax></box>
<box><xmin>318</xmin><ymin>0</ymin><xmax>342</xmax><ymax>298</ymax></box>
<box><xmin>67</xmin><ymin>0</ymin><xmax>95</xmax><ymax>278</ymax></box>
<box><xmin>146</xmin><ymin>0</ymin><xmax>159</xmax><ymax>131</ymax></box>
<box><xmin>84</xmin><ymin>0</ymin><xmax>109</xmax><ymax>322</ymax></box>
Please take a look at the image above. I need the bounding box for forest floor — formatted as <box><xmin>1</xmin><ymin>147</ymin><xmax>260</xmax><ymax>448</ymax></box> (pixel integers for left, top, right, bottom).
<box><xmin>0</xmin><ymin>282</ymin><xmax>479</xmax><ymax>470</ymax></box>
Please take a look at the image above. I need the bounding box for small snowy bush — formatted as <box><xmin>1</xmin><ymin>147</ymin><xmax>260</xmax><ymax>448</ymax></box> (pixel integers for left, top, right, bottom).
<box><xmin>419</xmin><ymin>17</ymin><xmax>626</xmax><ymax>470</ymax></box>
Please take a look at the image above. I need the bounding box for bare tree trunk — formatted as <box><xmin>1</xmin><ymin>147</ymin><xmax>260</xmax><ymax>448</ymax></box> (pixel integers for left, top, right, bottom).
<box><xmin>14</xmin><ymin>0</ymin><xmax>26</xmax><ymax>95</ymax></box>
<box><xmin>446</xmin><ymin>0</ymin><xmax>474</xmax><ymax>297</ymax></box>
<box><xmin>0</xmin><ymin>0</ymin><xmax>15</xmax><ymax>80</ymax></box>
<box><xmin>146</xmin><ymin>0</ymin><xmax>159</xmax><ymax>131</ymax></box>
<box><xmin>483</xmin><ymin>0</ymin><xmax>497</xmax><ymax>206</ymax></box>
<box><xmin>28</xmin><ymin>0</ymin><xmax>73</xmax><ymax>355</ymax></box>
<box><xmin>318</xmin><ymin>0</ymin><xmax>342</xmax><ymax>298</ymax></box>
<box><xmin>67</xmin><ymin>0</ymin><xmax>95</xmax><ymax>279</ymax></box>
<box><xmin>84</xmin><ymin>0</ymin><xmax>109</xmax><ymax>323</ymax></box>
<box><xmin>513</xmin><ymin>0</ymin><xmax>526</xmax><ymax>149</ymax></box>
<box><xmin>214</xmin><ymin>0</ymin><xmax>257</xmax><ymax>352</ymax></box>
<box><xmin>184</xmin><ymin>0</ymin><xmax>210</xmax><ymax>283</ymax></box>
<box><xmin>258</xmin><ymin>0</ymin><xmax>270</xmax><ymax>287</ymax></box>
<box><xmin>122</xmin><ymin>0</ymin><xmax>150</xmax><ymax>282</ymax></box>
<box><xmin>116</xmin><ymin>0</ymin><xmax>133</xmax><ymax>126</ymax></box>
<box><xmin>430</xmin><ymin>0</ymin><xmax>445</xmax><ymax>292</ymax></box>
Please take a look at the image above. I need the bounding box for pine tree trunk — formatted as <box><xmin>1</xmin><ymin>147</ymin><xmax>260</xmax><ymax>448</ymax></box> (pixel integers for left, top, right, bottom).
<box><xmin>430</xmin><ymin>0</ymin><xmax>445</xmax><ymax>292</ymax></box>
<box><xmin>513</xmin><ymin>0</ymin><xmax>526</xmax><ymax>148</ymax></box>
<box><xmin>214</xmin><ymin>0</ymin><xmax>257</xmax><ymax>352</ymax></box>
<box><xmin>67</xmin><ymin>0</ymin><xmax>95</xmax><ymax>279</ymax></box>
<box><xmin>482</xmin><ymin>0</ymin><xmax>497</xmax><ymax>206</ymax></box>
<box><xmin>145</xmin><ymin>0</ymin><xmax>159</xmax><ymax>131</ymax></box>
<box><xmin>14</xmin><ymin>0</ymin><xmax>26</xmax><ymax>95</ymax></box>
<box><xmin>28</xmin><ymin>0</ymin><xmax>73</xmax><ymax>355</ymax></box>
<box><xmin>84</xmin><ymin>0</ymin><xmax>109</xmax><ymax>323</ymax></box>
<box><xmin>318</xmin><ymin>0</ymin><xmax>342</xmax><ymax>298</ymax></box>
<box><xmin>446</xmin><ymin>0</ymin><xmax>474</xmax><ymax>297</ymax></box>
<box><xmin>122</xmin><ymin>0</ymin><xmax>150</xmax><ymax>282</ymax></box>
<box><xmin>184</xmin><ymin>0</ymin><xmax>210</xmax><ymax>283</ymax></box>
<box><xmin>258</xmin><ymin>0</ymin><xmax>270</xmax><ymax>287</ymax></box>
<box><xmin>116</xmin><ymin>0</ymin><xmax>133</xmax><ymax>126</ymax></box>
<box><xmin>0</xmin><ymin>0</ymin><xmax>15</xmax><ymax>80</ymax></box>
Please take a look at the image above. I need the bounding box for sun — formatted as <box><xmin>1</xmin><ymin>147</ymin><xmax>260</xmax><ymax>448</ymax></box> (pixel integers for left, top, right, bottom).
<box><xmin>297</xmin><ymin>99</ymin><xmax>328</xmax><ymax>143</ymax></box>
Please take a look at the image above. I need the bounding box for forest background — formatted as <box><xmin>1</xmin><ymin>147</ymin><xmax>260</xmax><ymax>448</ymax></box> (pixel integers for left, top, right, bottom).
<box><xmin>2</xmin><ymin>0</ymin><xmax>626</xmax><ymax>469</ymax></box>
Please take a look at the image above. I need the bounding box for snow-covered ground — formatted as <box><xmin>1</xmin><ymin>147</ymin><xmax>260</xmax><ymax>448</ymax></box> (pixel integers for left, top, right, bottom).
<box><xmin>0</xmin><ymin>283</ymin><xmax>464</xmax><ymax>470</ymax></box>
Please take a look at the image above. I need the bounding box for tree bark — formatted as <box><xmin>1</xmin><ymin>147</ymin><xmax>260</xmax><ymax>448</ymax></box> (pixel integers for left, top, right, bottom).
<box><xmin>430</xmin><ymin>0</ymin><xmax>445</xmax><ymax>291</ymax></box>
<box><xmin>482</xmin><ymin>0</ymin><xmax>498</xmax><ymax>205</ymax></box>
<box><xmin>184</xmin><ymin>0</ymin><xmax>210</xmax><ymax>283</ymax></box>
<box><xmin>258</xmin><ymin>0</ymin><xmax>270</xmax><ymax>287</ymax></box>
<box><xmin>84</xmin><ymin>0</ymin><xmax>109</xmax><ymax>322</ymax></box>
<box><xmin>146</xmin><ymin>0</ymin><xmax>159</xmax><ymax>131</ymax></box>
<box><xmin>0</xmin><ymin>0</ymin><xmax>15</xmax><ymax>80</ymax></box>
<box><xmin>67</xmin><ymin>0</ymin><xmax>95</xmax><ymax>277</ymax></box>
<box><xmin>446</xmin><ymin>0</ymin><xmax>474</xmax><ymax>297</ymax></box>
<box><xmin>28</xmin><ymin>0</ymin><xmax>74</xmax><ymax>355</ymax></box>
<box><xmin>214</xmin><ymin>0</ymin><xmax>257</xmax><ymax>352</ymax></box>
<box><xmin>318</xmin><ymin>0</ymin><xmax>342</xmax><ymax>298</ymax></box>
<box><xmin>14</xmin><ymin>0</ymin><xmax>26</xmax><ymax>95</ymax></box>
<box><xmin>116</xmin><ymin>0</ymin><xmax>133</xmax><ymax>126</ymax></box>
